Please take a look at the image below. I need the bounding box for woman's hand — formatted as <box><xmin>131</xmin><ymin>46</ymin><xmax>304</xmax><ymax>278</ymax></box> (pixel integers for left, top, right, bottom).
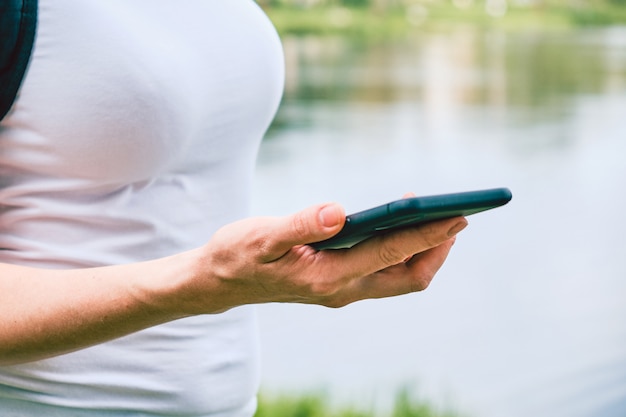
<box><xmin>171</xmin><ymin>202</ymin><xmax>467</xmax><ymax>314</ymax></box>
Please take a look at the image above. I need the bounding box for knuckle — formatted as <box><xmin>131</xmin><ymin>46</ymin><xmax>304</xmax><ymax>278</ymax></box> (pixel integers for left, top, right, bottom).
<box><xmin>410</xmin><ymin>271</ymin><xmax>435</xmax><ymax>292</ymax></box>
<box><xmin>246</xmin><ymin>227</ymin><xmax>273</xmax><ymax>258</ymax></box>
<box><xmin>322</xmin><ymin>297</ymin><xmax>351</xmax><ymax>309</ymax></box>
<box><xmin>417</xmin><ymin>222</ymin><xmax>447</xmax><ymax>248</ymax></box>
<box><xmin>377</xmin><ymin>236</ymin><xmax>408</xmax><ymax>266</ymax></box>
<box><xmin>291</xmin><ymin>213</ymin><xmax>310</xmax><ymax>240</ymax></box>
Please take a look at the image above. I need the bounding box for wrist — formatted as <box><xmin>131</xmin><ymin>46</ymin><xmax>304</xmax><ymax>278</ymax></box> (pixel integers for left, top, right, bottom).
<box><xmin>141</xmin><ymin>247</ymin><xmax>236</xmax><ymax>317</ymax></box>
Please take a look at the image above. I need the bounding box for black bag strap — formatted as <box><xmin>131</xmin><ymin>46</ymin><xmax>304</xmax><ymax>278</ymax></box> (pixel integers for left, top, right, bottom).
<box><xmin>1</xmin><ymin>0</ymin><xmax>38</xmax><ymax>122</ymax></box>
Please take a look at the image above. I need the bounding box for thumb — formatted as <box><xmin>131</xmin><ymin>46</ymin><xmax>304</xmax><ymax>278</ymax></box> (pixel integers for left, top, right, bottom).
<box><xmin>265</xmin><ymin>203</ymin><xmax>345</xmax><ymax>258</ymax></box>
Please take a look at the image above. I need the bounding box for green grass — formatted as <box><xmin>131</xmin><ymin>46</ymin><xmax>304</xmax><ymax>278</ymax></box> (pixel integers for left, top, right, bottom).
<box><xmin>263</xmin><ymin>1</ymin><xmax>626</xmax><ymax>38</ymax></box>
<box><xmin>256</xmin><ymin>389</ymin><xmax>468</xmax><ymax>417</ymax></box>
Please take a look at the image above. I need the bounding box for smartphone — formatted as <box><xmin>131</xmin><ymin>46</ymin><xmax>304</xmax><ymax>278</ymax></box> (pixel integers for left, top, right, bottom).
<box><xmin>309</xmin><ymin>187</ymin><xmax>512</xmax><ymax>250</ymax></box>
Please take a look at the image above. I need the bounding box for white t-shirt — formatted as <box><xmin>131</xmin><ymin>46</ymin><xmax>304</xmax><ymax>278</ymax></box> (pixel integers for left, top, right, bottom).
<box><xmin>0</xmin><ymin>0</ymin><xmax>284</xmax><ymax>415</ymax></box>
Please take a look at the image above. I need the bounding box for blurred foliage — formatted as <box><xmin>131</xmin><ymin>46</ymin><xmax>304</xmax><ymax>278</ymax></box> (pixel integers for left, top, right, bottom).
<box><xmin>259</xmin><ymin>0</ymin><xmax>626</xmax><ymax>37</ymax></box>
<box><xmin>255</xmin><ymin>389</ymin><xmax>467</xmax><ymax>417</ymax></box>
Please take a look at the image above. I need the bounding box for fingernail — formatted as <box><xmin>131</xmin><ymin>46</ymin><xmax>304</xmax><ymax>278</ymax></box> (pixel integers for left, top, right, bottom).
<box><xmin>447</xmin><ymin>219</ymin><xmax>468</xmax><ymax>237</ymax></box>
<box><xmin>319</xmin><ymin>204</ymin><xmax>342</xmax><ymax>228</ymax></box>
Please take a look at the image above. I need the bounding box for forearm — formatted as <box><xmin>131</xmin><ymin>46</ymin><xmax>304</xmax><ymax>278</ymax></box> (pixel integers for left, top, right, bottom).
<box><xmin>0</xmin><ymin>250</ymin><xmax>206</xmax><ymax>366</ymax></box>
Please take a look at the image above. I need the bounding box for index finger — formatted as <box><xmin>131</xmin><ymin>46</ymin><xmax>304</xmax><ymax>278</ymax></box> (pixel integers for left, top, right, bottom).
<box><xmin>330</xmin><ymin>216</ymin><xmax>468</xmax><ymax>278</ymax></box>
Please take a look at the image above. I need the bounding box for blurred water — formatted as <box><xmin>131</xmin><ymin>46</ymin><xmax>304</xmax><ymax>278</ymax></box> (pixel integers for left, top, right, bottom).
<box><xmin>251</xmin><ymin>27</ymin><xmax>626</xmax><ymax>417</ymax></box>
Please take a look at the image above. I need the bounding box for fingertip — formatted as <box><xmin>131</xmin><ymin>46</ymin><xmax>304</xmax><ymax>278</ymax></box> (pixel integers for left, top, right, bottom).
<box><xmin>318</xmin><ymin>203</ymin><xmax>345</xmax><ymax>230</ymax></box>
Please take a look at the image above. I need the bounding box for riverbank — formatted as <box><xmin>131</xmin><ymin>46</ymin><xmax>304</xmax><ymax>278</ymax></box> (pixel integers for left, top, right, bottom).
<box><xmin>256</xmin><ymin>389</ymin><xmax>466</xmax><ymax>417</ymax></box>
<box><xmin>263</xmin><ymin>2</ymin><xmax>626</xmax><ymax>38</ymax></box>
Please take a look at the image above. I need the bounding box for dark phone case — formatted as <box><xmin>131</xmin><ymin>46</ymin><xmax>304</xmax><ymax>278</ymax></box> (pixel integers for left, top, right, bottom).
<box><xmin>310</xmin><ymin>188</ymin><xmax>512</xmax><ymax>250</ymax></box>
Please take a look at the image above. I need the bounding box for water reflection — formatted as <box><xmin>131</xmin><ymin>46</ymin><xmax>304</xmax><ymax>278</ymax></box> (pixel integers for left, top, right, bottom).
<box><xmin>279</xmin><ymin>28</ymin><xmax>626</xmax><ymax>106</ymax></box>
<box><xmin>253</xmin><ymin>27</ymin><xmax>626</xmax><ymax>417</ymax></box>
